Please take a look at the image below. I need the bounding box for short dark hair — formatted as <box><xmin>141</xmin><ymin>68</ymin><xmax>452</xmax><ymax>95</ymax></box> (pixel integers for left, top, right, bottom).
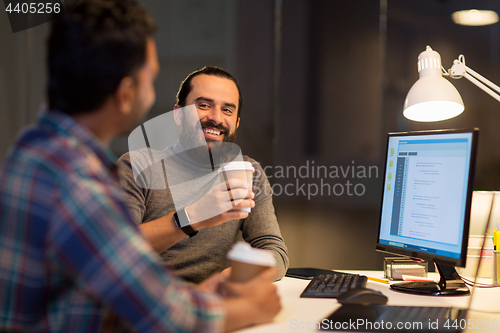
<box><xmin>47</xmin><ymin>0</ymin><xmax>157</xmax><ymax>115</ymax></box>
<box><xmin>176</xmin><ymin>66</ymin><xmax>243</xmax><ymax>118</ymax></box>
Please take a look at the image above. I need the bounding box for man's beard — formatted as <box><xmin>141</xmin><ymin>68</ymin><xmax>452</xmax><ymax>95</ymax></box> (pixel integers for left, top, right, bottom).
<box><xmin>178</xmin><ymin>119</ymin><xmax>239</xmax><ymax>168</ymax></box>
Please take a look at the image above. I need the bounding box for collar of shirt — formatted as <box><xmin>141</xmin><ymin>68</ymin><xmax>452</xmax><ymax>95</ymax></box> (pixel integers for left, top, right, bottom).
<box><xmin>37</xmin><ymin>109</ymin><xmax>118</xmax><ymax>174</ymax></box>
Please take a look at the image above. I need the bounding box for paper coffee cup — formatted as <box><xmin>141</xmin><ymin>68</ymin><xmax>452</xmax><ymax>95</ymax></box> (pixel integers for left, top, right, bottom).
<box><xmin>219</xmin><ymin>161</ymin><xmax>255</xmax><ymax>212</ymax></box>
<box><xmin>227</xmin><ymin>242</ymin><xmax>276</xmax><ymax>283</ymax></box>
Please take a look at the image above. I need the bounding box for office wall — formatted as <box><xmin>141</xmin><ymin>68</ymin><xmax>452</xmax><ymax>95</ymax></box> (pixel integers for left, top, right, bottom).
<box><xmin>0</xmin><ymin>15</ymin><xmax>47</xmax><ymax>159</ymax></box>
<box><xmin>1</xmin><ymin>0</ymin><xmax>500</xmax><ymax>272</ymax></box>
<box><xmin>273</xmin><ymin>0</ymin><xmax>386</xmax><ymax>270</ymax></box>
<box><xmin>272</xmin><ymin>0</ymin><xmax>500</xmax><ymax>270</ymax></box>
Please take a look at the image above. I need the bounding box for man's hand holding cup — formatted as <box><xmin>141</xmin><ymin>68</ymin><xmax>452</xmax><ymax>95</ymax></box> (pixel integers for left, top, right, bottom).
<box><xmin>185</xmin><ymin>161</ymin><xmax>255</xmax><ymax>230</ymax></box>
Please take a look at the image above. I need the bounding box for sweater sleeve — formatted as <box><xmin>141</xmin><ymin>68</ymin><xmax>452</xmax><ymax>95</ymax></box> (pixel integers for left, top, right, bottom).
<box><xmin>116</xmin><ymin>152</ymin><xmax>148</xmax><ymax>225</ymax></box>
<box><xmin>240</xmin><ymin>158</ymin><xmax>289</xmax><ymax>280</ymax></box>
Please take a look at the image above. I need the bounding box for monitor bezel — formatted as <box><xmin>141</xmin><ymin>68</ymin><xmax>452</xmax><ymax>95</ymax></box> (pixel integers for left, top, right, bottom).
<box><xmin>375</xmin><ymin>128</ymin><xmax>479</xmax><ymax>268</ymax></box>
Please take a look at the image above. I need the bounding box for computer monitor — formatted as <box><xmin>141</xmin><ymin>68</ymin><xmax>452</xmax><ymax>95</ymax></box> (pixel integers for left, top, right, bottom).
<box><xmin>376</xmin><ymin>128</ymin><xmax>479</xmax><ymax>296</ymax></box>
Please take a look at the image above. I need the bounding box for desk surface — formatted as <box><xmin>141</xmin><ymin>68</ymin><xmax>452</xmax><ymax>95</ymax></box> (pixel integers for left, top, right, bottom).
<box><xmin>237</xmin><ymin>271</ymin><xmax>500</xmax><ymax>333</ymax></box>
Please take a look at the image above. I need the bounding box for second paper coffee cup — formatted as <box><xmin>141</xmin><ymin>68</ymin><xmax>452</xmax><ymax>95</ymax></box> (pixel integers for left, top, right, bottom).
<box><xmin>227</xmin><ymin>242</ymin><xmax>276</xmax><ymax>283</ymax></box>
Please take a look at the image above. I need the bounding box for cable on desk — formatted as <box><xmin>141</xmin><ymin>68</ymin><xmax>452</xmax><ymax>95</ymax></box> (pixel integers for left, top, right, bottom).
<box><xmin>460</xmin><ymin>275</ymin><xmax>500</xmax><ymax>288</ymax></box>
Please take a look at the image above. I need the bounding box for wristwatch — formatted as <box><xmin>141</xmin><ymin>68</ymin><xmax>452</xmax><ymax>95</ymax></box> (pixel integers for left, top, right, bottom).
<box><xmin>173</xmin><ymin>208</ymin><xmax>198</xmax><ymax>238</ymax></box>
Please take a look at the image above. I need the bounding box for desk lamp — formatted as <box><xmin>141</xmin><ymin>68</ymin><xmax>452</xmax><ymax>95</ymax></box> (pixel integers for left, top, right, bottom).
<box><xmin>403</xmin><ymin>45</ymin><xmax>500</xmax><ymax>122</ymax></box>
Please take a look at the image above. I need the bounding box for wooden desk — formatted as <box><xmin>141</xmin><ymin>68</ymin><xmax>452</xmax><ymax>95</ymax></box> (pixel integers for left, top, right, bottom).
<box><xmin>236</xmin><ymin>271</ymin><xmax>500</xmax><ymax>332</ymax></box>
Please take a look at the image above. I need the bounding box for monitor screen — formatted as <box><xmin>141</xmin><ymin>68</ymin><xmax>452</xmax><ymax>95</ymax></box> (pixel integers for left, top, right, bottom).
<box><xmin>377</xmin><ymin>129</ymin><xmax>478</xmax><ymax>269</ymax></box>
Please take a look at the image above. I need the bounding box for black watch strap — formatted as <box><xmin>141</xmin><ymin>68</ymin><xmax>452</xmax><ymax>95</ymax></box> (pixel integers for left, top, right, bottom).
<box><xmin>173</xmin><ymin>208</ymin><xmax>198</xmax><ymax>238</ymax></box>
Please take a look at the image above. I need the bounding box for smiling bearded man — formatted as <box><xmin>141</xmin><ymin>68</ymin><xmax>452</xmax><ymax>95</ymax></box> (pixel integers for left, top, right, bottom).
<box><xmin>116</xmin><ymin>66</ymin><xmax>289</xmax><ymax>285</ymax></box>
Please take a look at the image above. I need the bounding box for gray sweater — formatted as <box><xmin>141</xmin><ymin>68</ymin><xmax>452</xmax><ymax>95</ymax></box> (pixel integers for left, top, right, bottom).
<box><xmin>117</xmin><ymin>145</ymin><xmax>289</xmax><ymax>284</ymax></box>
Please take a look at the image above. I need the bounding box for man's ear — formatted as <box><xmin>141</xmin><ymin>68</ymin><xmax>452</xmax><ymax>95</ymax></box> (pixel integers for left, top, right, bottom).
<box><xmin>173</xmin><ymin>104</ymin><xmax>182</xmax><ymax>126</ymax></box>
<box><xmin>115</xmin><ymin>76</ymin><xmax>135</xmax><ymax>114</ymax></box>
<box><xmin>236</xmin><ymin>117</ymin><xmax>240</xmax><ymax>128</ymax></box>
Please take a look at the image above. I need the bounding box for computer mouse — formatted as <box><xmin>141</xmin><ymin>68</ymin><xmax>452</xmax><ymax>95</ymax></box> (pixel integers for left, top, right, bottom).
<box><xmin>337</xmin><ymin>288</ymin><xmax>388</xmax><ymax>306</ymax></box>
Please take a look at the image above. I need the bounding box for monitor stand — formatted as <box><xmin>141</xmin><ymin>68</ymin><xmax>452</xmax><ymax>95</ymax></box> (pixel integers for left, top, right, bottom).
<box><xmin>390</xmin><ymin>262</ymin><xmax>470</xmax><ymax>296</ymax></box>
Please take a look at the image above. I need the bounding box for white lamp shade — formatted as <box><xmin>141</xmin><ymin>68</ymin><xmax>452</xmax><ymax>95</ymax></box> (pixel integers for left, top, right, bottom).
<box><xmin>403</xmin><ymin>46</ymin><xmax>465</xmax><ymax>122</ymax></box>
<box><xmin>404</xmin><ymin>76</ymin><xmax>464</xmax><ymax>122</ymax></box>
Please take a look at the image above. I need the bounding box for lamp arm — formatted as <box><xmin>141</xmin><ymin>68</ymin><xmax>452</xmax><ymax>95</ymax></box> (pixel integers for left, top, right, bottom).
<box><xmin>463</xmin><ymin>70</ymin><xmax>500</xmax><ymax>103</ymax></box>
<box><xmin>449</xmin><ymin>55</ymin><xmax>500</xmax><ymax>103</ymax></box>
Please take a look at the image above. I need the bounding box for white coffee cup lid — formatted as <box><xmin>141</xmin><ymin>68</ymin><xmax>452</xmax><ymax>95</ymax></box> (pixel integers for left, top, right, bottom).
<box><xmin>227</xmin><ymin>242</ymin><xmax>275</xmax><ymax>266</ymax></box>
<box><xmin>219</xmin><ymin>161</ymin><xmax>255</xmax><ymax>173</ymax></box>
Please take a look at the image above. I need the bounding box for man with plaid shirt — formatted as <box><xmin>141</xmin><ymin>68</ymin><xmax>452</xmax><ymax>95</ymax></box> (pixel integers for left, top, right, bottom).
<box><xmin>0</xmin><ymin>0</ymin><xmax>280</xmax><ymax>332</ymax></box>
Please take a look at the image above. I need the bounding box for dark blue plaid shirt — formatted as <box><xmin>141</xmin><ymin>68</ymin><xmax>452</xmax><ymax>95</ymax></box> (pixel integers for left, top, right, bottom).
<box><xmin>0</xmin><ymin>110</ymin><xmax>224</xmax><ymax>332</ymax></box>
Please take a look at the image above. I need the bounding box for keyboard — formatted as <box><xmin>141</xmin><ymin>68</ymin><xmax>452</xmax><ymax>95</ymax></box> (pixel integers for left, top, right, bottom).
<box><xmin>380</xmin><ymin>306</ymin><xmax>453</xmax><ymax>323</ymax></box>
<box><xmin>322</xmin><ymin>305</ymin><xmax>467</xmax><ymax>331</ymax></box>
<box><xmin>300</xmin><ymin>273</ymin><xmax>368</xmax><ymax>298</ymax></box>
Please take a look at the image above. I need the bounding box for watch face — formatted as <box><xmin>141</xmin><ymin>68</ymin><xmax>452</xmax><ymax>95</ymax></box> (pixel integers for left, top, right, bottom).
<box><xmin>176</xmin><ymin>208</ymin><xmax>191</xmax><ymax>228</ymax></box>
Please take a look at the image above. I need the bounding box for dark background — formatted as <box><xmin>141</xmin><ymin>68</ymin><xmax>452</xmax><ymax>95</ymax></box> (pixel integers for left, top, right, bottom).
<box><xmin>1</xmin><ymin>0</ymin><xmax>499</xmax><ymax>270</ymax></box>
